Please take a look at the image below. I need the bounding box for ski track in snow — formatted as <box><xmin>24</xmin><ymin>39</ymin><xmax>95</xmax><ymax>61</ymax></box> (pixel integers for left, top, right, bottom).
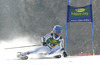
<box><xmin>0</xmin><ymin>37</ymin><xmax>100</xmax><ymax>65</ymax></box>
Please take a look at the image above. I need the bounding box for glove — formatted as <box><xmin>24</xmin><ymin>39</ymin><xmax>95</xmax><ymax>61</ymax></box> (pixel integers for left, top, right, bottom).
<box><xmin>63</xmin><ymin>51</ymin><xmax>67</xmax><ymax>57</ymax></box>
<box><xmin>42</xmin><ymin>42</ymin><xmax>48</xmax><ymax>46</ymax></box>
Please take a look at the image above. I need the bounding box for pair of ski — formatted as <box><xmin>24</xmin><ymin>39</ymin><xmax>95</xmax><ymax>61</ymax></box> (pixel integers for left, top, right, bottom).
<box><xmin>17</xmin><ymin>52</ymin><xmax>62</xmax><ymax>60</ymax></box>
<box><xmin>5</xmin><ymin>44</ymin><xmax>62</xmax><ymax>60</ymax></box>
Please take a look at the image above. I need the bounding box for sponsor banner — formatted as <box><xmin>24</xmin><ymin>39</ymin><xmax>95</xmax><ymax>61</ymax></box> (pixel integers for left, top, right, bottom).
<box><xmin>67</xmin><ymin>5</ymin><xmax>92</xmax><ymax>22</ymax></box>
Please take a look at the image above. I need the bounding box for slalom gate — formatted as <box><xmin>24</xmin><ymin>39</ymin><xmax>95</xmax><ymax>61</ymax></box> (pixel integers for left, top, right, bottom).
<box><xmin>65</xmin><ymin>0</ymin><xmax>95</xmax><ymax>55</ymax></box>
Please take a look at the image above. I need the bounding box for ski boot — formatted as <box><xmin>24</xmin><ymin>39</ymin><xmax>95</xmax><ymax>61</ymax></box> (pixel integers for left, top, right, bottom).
<box><xmin>54</xmin><ymin>55</ymin><xmax>61</xmax><ymax>58</ymax></box>
<box><xmin>17</xmin><ymin>52</ymin><xmax>28</xmax><ymax>60</ymax></box>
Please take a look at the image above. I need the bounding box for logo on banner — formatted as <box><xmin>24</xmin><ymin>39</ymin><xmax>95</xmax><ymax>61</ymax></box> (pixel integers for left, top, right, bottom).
<box><xmin>71</xmin><ymin>8</ymin><xmax>89</xmax><ymax>17</ymax></box>
<box><xmin>75</xmin><ymin>8</ymin><xmax>85</xmax><ymax>12</ymax></box>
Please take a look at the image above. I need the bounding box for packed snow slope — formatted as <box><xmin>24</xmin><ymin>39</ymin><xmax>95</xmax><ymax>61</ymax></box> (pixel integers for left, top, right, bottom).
<box><xmin>0</xmin><ymin>37</ymin><xmax>100</xmax><ymax>65</ymax></box>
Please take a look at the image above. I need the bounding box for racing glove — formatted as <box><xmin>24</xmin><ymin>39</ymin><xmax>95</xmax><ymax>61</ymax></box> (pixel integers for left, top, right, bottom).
<box><xmin>42</xmin><ymin>42</ymin><xmax>48</xmax><ymax>46</ymax></box>
<box><xmin>63</xmin><ymin>51</ymin><xmax>67</xmax><ymax>57</ymax></box>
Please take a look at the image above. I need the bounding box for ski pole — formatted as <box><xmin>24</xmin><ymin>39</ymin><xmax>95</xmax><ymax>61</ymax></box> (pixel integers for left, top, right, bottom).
<box><xmin>4</xmin><ymin>44</ymin><xmax>41</xmax><ymax>50</ymax></box>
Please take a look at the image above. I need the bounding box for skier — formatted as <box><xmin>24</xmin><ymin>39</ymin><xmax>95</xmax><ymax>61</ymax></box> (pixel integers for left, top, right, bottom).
<box><xmin>17</xmin><ymin>25</ymin><xmax>67</xmax><ymax>60</ymax></box>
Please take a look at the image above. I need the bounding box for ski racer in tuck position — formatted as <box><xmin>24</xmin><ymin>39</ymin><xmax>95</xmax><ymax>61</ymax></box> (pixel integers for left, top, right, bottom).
<box><xmin>17</xmin><ymin>25</ymin><xmax>67</xmax><ymax>60</ymax></box>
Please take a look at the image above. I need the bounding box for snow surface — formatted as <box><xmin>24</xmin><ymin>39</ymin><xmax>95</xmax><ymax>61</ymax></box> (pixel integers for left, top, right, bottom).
<box><xmin>0</xmin><ymin>37</ymin><xmax>100</xmax><ymax>65</ymax></box>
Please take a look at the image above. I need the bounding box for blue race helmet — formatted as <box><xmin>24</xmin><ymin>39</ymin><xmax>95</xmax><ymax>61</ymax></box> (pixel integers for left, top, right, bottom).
<box><xmin>53</xmin><ymin>25</ymin><xmax>63</xmax><ymax>34</ymax></box>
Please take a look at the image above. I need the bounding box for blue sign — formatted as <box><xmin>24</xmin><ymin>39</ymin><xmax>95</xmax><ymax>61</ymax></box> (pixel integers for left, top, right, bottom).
<box><xmin>67</xmin><ymin>5</ymin><xmax>93</xmax><ymax>22</ymax></box>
